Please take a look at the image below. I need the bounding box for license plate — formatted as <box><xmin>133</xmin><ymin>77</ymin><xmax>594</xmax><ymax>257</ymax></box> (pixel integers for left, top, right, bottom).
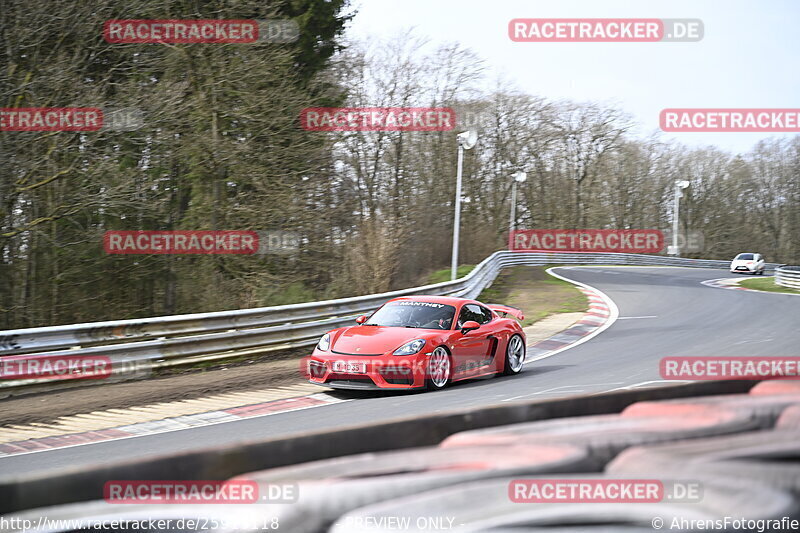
<box><xmin>332</xmin><ymin>361</ymin><xmax>367</xmax><ymax>374</ymax></box>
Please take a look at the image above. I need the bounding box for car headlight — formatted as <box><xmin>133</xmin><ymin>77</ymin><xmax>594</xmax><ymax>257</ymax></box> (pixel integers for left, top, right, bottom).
<box><xmin>393</xmin><ymin>339</ymin><xmax>426</xmax><ymax>356</ymax></box>
<box><xmin>317</xmin><ymin>333</ymin><xmax>331</xmax><ymax>352</ymax></box>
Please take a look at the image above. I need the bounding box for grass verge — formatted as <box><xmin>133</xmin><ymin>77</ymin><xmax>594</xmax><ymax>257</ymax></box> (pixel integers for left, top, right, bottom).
<box><xmin>478</xmin><ymin>266</ymin><xmax>588</xmax><ymax>327</ymax></box>
<box><xmin>426</xmin><ymin>264</ymin><xmax>476</xmax><ymax>284</ymax></box>
<box><xmin>738</xmin><ymin>276</ymin><xmax>800</xmax><ymax>295</ymax></box>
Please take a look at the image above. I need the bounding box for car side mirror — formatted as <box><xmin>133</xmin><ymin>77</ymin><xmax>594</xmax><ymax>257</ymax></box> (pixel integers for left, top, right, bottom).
<box><xmin>355</xmin><ymin>315</ymin><xmax>368</xmax><ymax>324</ymax></box>
<box><xmin>460</xmin><ymin>320</ymin><xmax>480</xmax><ymax>334</ymax></box>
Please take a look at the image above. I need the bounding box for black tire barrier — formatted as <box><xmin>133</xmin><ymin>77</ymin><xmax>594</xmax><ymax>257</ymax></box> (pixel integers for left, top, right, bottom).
<box><xmin>621</xmin><ymin>393</ymin><xmax>800</xmax><ymax>427</ymax></box>
<box><xmin>0</xmin><ymin>380</ymin><xmax>755</xmax><ymax>515</ymax></box>
<box><xmin>749</xmin><ymin>380</ymin><xmax>800</xmax><ymax>396</ymax></box>
<box><xmin>1</xmin><ymin>445</ymin><xmax>593</xmax><ymax>533</ymax></box>
<box><xmin>776</xmin><ymin>405</ymin><xmax>800</xmax><ymax>429</ymax></box>
<box><xmin>227</xmin><ymin>444</ymin><xmax>594</xmax><ymax>533</ymax></box>
<box><xmin>607</xmin><ymin>430</ymin><xmax>800</xmax><ymax>496</ymax></box>
<box><xmin>440</xmin><ymin>410</ymin><xmax>761</xmax><ymax>466</ymax></box>
<box><xmin>233</xmin><ymin>444</ymin><xmax>591</xmax><ymax>482</ymax></box>
<box><xmin>326</xmin><ymin>474</ymin><xmax>798</xmax><ymax>533</ymax></box>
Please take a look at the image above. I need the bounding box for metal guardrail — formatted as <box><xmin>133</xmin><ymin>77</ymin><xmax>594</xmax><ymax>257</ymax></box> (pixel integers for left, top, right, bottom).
<box><xmin>775</xmin><ymin>265</ymin><xmax>800</xmax><ymax>290</ymax></box>
<box><xmin>0</xmin><ymin>251</ymin><xmax>782</xmax><ymax>393</ymax></box>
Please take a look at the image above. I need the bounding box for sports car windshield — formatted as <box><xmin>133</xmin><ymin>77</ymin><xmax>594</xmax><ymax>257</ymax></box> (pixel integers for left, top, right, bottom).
<box><xmin>365</xmin><ymin>301</ymin><xmax>456</xmax><ymax>330</ymax></box>
<box><xmin>736</xmin><ymin>253</ymin><xmax>755</xmax><ymax>260</ymax></box>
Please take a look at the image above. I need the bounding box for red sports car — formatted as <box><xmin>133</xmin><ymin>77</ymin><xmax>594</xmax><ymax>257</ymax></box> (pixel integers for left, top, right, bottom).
<box><xmin>305</xmin><ymin>296</ymin><xmax>527</xmax><ymax>391</ymax></box>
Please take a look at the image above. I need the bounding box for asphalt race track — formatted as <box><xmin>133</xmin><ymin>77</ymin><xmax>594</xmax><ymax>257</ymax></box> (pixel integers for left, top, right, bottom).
<box><xmin>1</xmin><ymin>266</ymin><xmax>798</xmax><ymax>477</ymax></box>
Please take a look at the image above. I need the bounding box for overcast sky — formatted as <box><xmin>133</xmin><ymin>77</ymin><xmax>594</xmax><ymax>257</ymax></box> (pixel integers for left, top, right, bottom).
<box><xmin>346</xmin><ymin>0</ymin><xmax>800</xmax><ymax>154</ymax></box>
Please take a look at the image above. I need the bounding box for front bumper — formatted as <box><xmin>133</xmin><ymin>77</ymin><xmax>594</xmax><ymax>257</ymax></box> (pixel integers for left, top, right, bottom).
<box><xmin>309</xmin><ymin>379</ymin><xmax>424</xmax><ymax>391</ymax></box>
<box><xmin>306</xmin><ymin>353</ymin><xmax>428</xmax><ymax>390</ymax></box>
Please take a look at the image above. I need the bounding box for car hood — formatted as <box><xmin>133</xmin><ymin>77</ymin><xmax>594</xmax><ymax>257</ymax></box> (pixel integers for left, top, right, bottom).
<box><xmin>331</xmin><ymin>326</ymin><xmax>437</xmax><ymax>355</ymax></box>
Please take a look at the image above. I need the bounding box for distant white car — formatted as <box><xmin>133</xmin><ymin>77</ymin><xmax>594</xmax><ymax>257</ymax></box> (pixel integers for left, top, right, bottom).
<box><xmin>730</xmin><ymin>253</ymin><xmax>765</xmax><ymax>275</ymax></box>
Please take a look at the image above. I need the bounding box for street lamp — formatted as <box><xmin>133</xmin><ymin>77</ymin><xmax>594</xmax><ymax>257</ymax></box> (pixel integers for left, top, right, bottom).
<box><xmin>451</xmin><ymin>130</ymin><xmax>478</xmax><ymax>280</ymax></box>
<box><xmin>668</xmin><ymin>180</ymin><xmax>691</xmax><ymax>256</ymax></box>
<box><xmin>509</xmin><ymin>171</ymin><xmax>527</xmax><ymax>242</ymax></box>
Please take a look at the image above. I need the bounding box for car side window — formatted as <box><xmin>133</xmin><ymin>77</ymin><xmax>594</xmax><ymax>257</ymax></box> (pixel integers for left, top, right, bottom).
<box><xmin>477</xmin><ymin>305</ymin><xmax>493</xmax><ymax>324</ymax></box>
<box><xmin>457</xmin><ymin>304</ymin><xmax>485</xmax><ymax>328</ymax></box>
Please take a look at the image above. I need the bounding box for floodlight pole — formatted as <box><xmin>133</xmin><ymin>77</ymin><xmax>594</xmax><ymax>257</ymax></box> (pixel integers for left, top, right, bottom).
<box><xmin>451</xmin><ymin>131</ymin><xmax>477</xmax><ymax>280</ymax></box>
<box><xmin>509</xmin><ymin>172</ymin><xmax>527</xmax><ymax>241</ymax></box>
<box><xmin>510</xmin><ymin>179</ymin><xmax>518</xmax><ymax>234</ymax></box>
<box><xmin>671</xmin><ymin>180</ymin><xmax>690</xmax><ymax>256</ymax></box>
<box><xmin>451</xmin><ymin>141</ymin><xmax>465</xmax><ymax>281</ymax></box>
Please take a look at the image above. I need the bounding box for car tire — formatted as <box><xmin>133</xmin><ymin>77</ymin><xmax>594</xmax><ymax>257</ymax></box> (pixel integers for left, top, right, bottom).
<box><xmin>503</xmin><ymin>334</ymin><xmax>525</xmax><ymax>375</ymax></box>
<box><xmin>426</xmin><ymin>346</ymin><xmax>452</xmax><ymax>391</ymax></box>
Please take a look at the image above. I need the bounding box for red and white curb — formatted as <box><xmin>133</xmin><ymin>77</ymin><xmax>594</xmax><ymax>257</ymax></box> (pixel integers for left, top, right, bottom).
<box><xmin>701</xmin><ymin>277</ymin><xmax>757</xmax><ymax>291</ymax></box>
<box><xmin>0</xmin><ymin>393</ymin><xmax>347</xmax><ymax>458</ymax></box>
<box><xmin>703</xmin><ymin>276</ymin><xmax>800</xmax><ymax>296</ymax></box>
<box><xmin>524</xmin><ymin>268</ymin><xmax>619</xmax><ymax>363</ymax></box>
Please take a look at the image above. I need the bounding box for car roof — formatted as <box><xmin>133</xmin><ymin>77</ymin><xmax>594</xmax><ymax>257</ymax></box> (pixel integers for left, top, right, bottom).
<box><xmin>387</xmin><ymin>295</ymin><xmax>475</xmax><ymax>306</ymax></box>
